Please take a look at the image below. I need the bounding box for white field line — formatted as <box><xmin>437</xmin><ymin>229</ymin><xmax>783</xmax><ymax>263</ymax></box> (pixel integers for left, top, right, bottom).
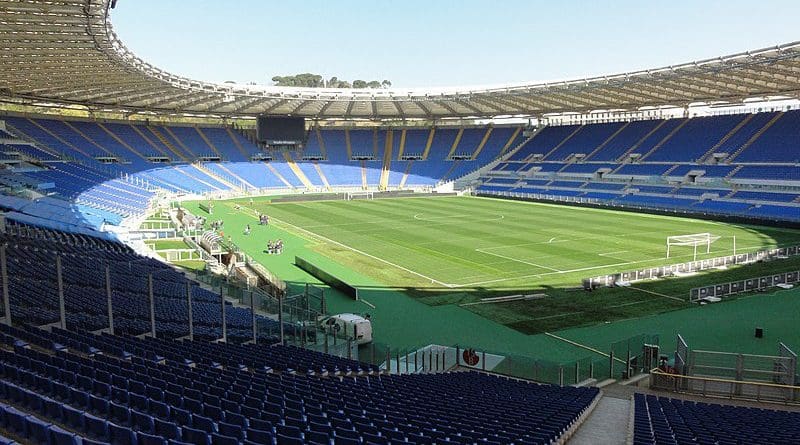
<box><xmin>474</xmin><ymin>247</ymin><xmax>562</xmax><ymax>272</ymax></box>
<box><xmin>242</xmin><ymin>207</ymin><xmax>457</xmax><ymax>288</ymax></box>
<box><xmin>598</xmin><ymin>250</ymin><xmax>629</xmax><ymax>257</ymax></box>
<box><xmin>359</xmin><ymin>299</ymin><xmax>376</xmax><ymax>309</ymax></box>
<box><xmin>413</xmin><ymin>213</ymin><xmax>505</xmax><ymax>223</ymax></box>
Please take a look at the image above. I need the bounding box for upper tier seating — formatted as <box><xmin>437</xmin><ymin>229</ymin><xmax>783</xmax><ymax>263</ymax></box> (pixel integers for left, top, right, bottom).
<box><xmin>735</xmin><ymin>110</ymin><xmax>800</xmax><ymax>162</ymax></box>
<box><xmin>510</xmin><ymin>125</ymin><xmax>581</xmax><ymax>161</ymax></box>
<box><xmin>587</xmin><ymin>120</ymin><xmax>662</xmax><ymax>162</ymax></box>
<box><xmin>546</xmin><ymin>122</ymin><xmax>625</xmax><ymax>161</ymax></box>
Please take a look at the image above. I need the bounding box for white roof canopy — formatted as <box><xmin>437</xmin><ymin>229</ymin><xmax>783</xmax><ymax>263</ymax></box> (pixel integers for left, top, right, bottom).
<box><xmin>1</xmin><ymin>0</ymin><xmax>800</xmax><ymax>120</ymax></box>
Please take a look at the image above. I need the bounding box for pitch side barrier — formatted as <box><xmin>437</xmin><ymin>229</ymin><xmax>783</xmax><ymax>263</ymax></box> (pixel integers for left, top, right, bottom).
<box><xmin>271</xmin><ymin>190</ymin><xmax>456</xmax><ymax>204</ymax></box>
<box><xmin>583</xmin><ymin>245</ymin><xmax>800</xmax><ymax>290</ymax></box>
<box><xmin>295</xmin><ymin>256</ymin><xmax>359</xmax><ymax>300</ymax></box>
<box><xmin>691</xmin><ymin>270</ymin><xmax>800</xmax><ymax>302</ymax></box>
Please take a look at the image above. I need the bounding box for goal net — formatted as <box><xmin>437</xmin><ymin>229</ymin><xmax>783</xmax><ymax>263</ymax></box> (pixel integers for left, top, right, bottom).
<box><xmin>345</xmin><ymin>191</ymin><xmax>374</xmax><ymax>201</ymax></box>
<box><xmin>666</xmin><ymin>233</ymin><xmax>721</xmax><ymax>260</ymax></box>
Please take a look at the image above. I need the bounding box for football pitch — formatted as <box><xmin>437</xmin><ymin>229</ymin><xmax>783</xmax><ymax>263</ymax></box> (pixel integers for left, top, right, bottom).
<box><xmin>257</xmin><ymin>196</ymin><xmax>797</xmax><ymax>290</ymax></box>
<box><xmin>183</xmin><ymin>195</ymin><xmax>800</xmax><ymax>349</ymax></box>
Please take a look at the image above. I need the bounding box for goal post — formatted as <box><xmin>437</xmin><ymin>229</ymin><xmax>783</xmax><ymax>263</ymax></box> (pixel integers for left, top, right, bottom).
<box><xmin>666</xmin><ymin>233</ymin><xmax>721</xmax><ymax>261</ymax></box>
<box><xmin>345</xmin><ymin>191</ymin><xmax>374</xmax><ymax>201</ymax></box>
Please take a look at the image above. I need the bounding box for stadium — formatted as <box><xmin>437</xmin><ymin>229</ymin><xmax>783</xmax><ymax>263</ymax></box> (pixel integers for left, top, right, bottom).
<box><xmin>0</xmin><ymin>0</ymin><xmax>799</xmax><ymax>443</ymax></box>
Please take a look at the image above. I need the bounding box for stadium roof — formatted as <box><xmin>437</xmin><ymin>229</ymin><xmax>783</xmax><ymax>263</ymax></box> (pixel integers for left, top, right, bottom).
<box><xmin>2</xmin><ymin>0</ymin><xmax>800</xmax><ymax>120</ymax></box>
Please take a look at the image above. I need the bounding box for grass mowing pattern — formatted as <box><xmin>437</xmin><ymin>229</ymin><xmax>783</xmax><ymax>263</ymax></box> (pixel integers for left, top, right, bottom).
<box><xmin>242</xmin><ymin>196</ymin><xmax>800</xmax><ymax>334</ymax></box>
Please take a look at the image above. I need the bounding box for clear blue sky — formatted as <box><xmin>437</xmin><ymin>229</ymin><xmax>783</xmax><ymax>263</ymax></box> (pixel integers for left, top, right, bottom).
<box><xmin>111</xmin><ymin>0</ymin><xmax>800</xmax><ymax>88</ymax></box>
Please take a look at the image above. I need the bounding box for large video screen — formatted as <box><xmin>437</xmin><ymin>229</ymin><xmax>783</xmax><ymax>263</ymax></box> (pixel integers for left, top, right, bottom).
<box><xmin>256</xmin><ymin>116</ymin><xmax>306</xmax><ymax>143</ymax></box>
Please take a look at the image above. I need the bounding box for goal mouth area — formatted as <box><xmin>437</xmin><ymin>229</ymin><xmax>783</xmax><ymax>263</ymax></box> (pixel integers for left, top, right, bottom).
<box><xmin>666</xmin><ymin>233</ymin><xmax>722</xmax><ymax>260</ymax></box>
<box><xmin>345</xmin><ymin>191</ymin><xmax>375</xmax><ymax>201</ymax></box>
<box><xmin>667</xmin><ymin>233</ymin><xmax>722</xmax><ymax>247</ymax></box>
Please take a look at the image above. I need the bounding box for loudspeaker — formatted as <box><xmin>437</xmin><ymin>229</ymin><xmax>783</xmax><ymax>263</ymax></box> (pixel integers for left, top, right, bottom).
<box><xmin>755</xmin><ymin>327</ymin><xmax>763</xmax><ymax>338</ymax></box>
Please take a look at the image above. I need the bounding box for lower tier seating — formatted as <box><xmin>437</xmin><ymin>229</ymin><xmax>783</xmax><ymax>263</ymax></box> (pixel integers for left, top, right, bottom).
<box><xmin>633</xmin><ymin>393</ymin><xmax>800</xmax><ymax>445</ymax></box>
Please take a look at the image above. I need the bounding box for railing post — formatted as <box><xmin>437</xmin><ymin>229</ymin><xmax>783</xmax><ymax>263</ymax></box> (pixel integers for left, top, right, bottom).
<box><xmin>148</xmin><ymin>274</ymin><xmax>156</xmax><ymax>338</ymax></box>
<box><xmin>558</xmin><ymin>366</ymin><xmax>564</xmax><ymax>387</ymax></box>
<box><xmin>105</xmin><ymin>265</ymin><xmax>113</xmax><ymax>334</ymax></box>
<box><xmin>1</xmin><ymin>245</ymin><xmax>11</xmax><ymax>326</ymax></box>
<box><xmin>626</xmin><ymin>348</ymin><xmax>632</xmax><ymax>379</ymax></box>
<box><xmin>278</xmin><ymin>292</ymin><xmax>284</xmax><ymax>345</ymax></box>
<box><xmin>186</xmin><ymin>282</ymin><xmax>193</xmax><ymax>341</ymax></box>
<box><xmin>56</xmin><ymin>256</ymin><xmax>66</xmax><ymax>330</ymax></box>
<box><xmin>220</xmin><ymin>287</ymin><xmax>226</xmax><ymax>343</ymax></box>
<box><xmin>250</xmin><ymin>291</ymin><xmax>256</xmax><ymax>344</ymax></box>
<box><xmin>609</xmin><ymin>351</ymin><xmax>615</xmax><ymax>378</ymax></box>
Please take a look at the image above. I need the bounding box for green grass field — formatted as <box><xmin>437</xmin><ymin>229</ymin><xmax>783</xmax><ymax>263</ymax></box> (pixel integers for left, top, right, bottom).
<box><xmin>257</xmin><ymin>196</ymin><xmax>796</xmax><ymax>288</ymax></box>
<box><xmin>180</xmin><ymin>195</ymin><xmax>800</xmax><ymax>361</ymax></box>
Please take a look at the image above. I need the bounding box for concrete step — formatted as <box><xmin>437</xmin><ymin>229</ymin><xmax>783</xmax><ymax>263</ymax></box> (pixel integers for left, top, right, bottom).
<box><xmin>568</xmin><ymin>395</ymin><xmax>631</xmax><ymax>445</ymax></box>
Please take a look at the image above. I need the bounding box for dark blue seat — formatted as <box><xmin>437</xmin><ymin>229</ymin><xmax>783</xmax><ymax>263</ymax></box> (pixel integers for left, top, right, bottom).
<box><xmin>244</xmin><ymin>428</ymin><xmax>273</xmax><ymax>444</ymax></box>
<box><xmin>137</xmin><ymin>432</ymin><xmax>167</xmax><ymax>445</ymax></box>
<box><xmin>216</xmin><ymin>422</ymin><xmax>243</xmax><ymax>440</ymax></box>
<box><xmin>191</xmin><ymin>414</ymin><xmax>216</xmax><ymax>433</ymax></box>
<box><xmin>50</xmin><ymin>425</ymin><xmax>80</xmax><ymax>445</ymax></box>
<box><xmin>26</xmin><ymin>415</ymin><xmax>51</xmax><ymax>444</ymax></box>
<box><xmin>83</xmin><ymin>412</ymin><xmax>109</xmax><ymax>440</ymax></box>
<box><xmin>3</xmin><ymin>406</ymin><xmax>29</xmax><ymax>437</ymax></box>
<box><xmin>108</xmin><ymin>423</ymin><xmax>136</xmax><ymax>445</ymax></box>
<box><xmin>154</xmin><ymin>418</ymin><xmax>181</xmax><ymax>440</ymax></box>
<box><xmin>181</xmin><ymin>426</ymin><xmax>211</xmax><ymax>445</ymax></box>
<box><xmin>209</xmin><ymin>433</ymin><xmax>237</xmax><ymax>445</ymax></box>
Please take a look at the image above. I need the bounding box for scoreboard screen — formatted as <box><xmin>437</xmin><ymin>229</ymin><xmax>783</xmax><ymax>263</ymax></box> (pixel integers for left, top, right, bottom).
<box><xmin>256</xmin><ymin>116</ymin><xmax>306</xmax><ymax>143</ymax></box>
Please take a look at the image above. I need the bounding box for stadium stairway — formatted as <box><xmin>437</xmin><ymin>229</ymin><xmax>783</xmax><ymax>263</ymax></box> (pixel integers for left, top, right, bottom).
<box><xmin>312</xmin><ymin>161</ymin><xmax>333</xmax><ymax>191</ymax></box>
<box><xmin>210</xmin><ymin>163</ymin><xmax>256</xmax><ymax>190</ymax></box>
<box><xmin>698</xmin><ymin>113</ymin><xmax>754</xmax><ymax>163</ymax></box>
<box><xmin>194</xmin><ymin>127</ymin><xmax>224</xmax><ymax>159</ymax></box>
<box><xmin>147</xmin><ymin>127</ymin><xmax>190</xmax><ymax>162</ymax></box>
<box><xmin>568</xmin><ymin>392</ymin><xmax>631</xmax><ymax>445</ymax></box>
<box><xmin>421</xmin><ymin>128</ymin><xmax>435</xmax><ymax>160</ymax></box>
<box><xmin>379</xmin><ymin>130</ymin><xmax>394</xmax><ymax>190</ymax></box>
<box><xmin>280</xmin><ymin>151</ymin><xmax>315</xmax><ymax>189</ymax></box>
<box><xmin>615</xmin><ymin>120</ymin><xmax>668</xmax><ymax>162</ymax></box>
<box><xmin>264</xmin><ymin>162</ymin><xmax>294</xmax><ymax>188</ymax></box>
<box><xmin>193</xmin><ymin>162</ymin><xmax>243</xmax><ymax>192</ymax></box>
<box><xmin>224</xmin><ymin>127</ymin><xmax>252</xmax><ymax>160</ymax></box>
<box><xmin>728</xmin><ymin>111</ymin><xmax>785</xmax><ymax>162</ymax></box>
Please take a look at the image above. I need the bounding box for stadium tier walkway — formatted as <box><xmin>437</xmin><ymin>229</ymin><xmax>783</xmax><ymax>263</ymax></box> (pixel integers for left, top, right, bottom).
<box><xmin>568</xmin><ymin>393</ymin><xmax>631</xmax><ymax>445</ymax></box>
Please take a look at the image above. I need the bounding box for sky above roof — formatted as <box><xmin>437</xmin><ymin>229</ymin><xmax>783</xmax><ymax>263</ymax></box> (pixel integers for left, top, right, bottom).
<box><xmin>111</xmin><ymin>0</ymin><xmax>800</xmax><ymax>88</ymax></box>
